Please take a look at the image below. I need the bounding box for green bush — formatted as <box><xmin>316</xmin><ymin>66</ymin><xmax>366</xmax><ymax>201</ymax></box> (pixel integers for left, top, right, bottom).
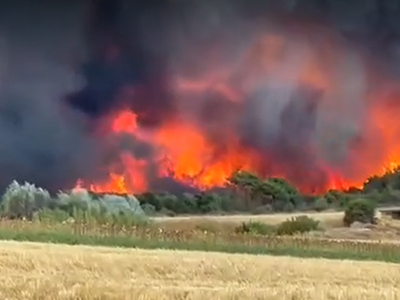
<box><xmin>56</xmin><ymin>189</ymin><xmax>145</xmax><ymax>215</ymax></box>
<box><xmin>343</xmin><ymin>198</ymin><xmax>376</xmax><ymax>226</ymax></box>
<box><xmin>159</xmin><ymin>207</ymin><xmax>176</xmax><ymax>217</ymax></box>
<box><xmin>158</xmin><ymin>193</ymin><xmax>191</xmax><ymax>214</ymax></box>
<box><xmin>235</xmin><ymin>221</ymin><xmax>275</xmax><ymax>235</ymax></box>
<box><xmin>141</xmin><ymin>203</ymin><xmax>156</xmax><ymax>216</ymax></box>
<box><xmin>0</xmin><ymin>181</ymin><xmax>51</xmax><ymax>220</ymax></box>
<box><xmin>367</xmin><ymin>188</ymin><xmax>400</xmax><ymax>205</ymax></box>
<box><xmin>313</xmin><ymin>197</ymin><xmax>328</xmax><ymax>212</ymax></box>
<box><xmin>276</xmin><ymin>216</ymin><xmax>320</xmax><ymax>236</ymax></box>
<box><xmin>36</xmin><ymin>188</ymin><xmax>149</xmax><ymax>228</ymax></box>
<box><xmin>194</xmin><ymin>193</ymin><xmax>225</xmax><ymax>213</ymax></box>
<box><xmin>136</xmin><ymin>192</ymin><xmax>164</xmax><ymax>211</ymax></box>
<box><xmin>34</xmin><ymin>208</ymin><xmax>70</xmax><ymax>223</ymax></box>
<box><xmin>100</xmin><ymin>194</ymin><xmax>145</xmax><ymax>216</ymax></box>
<box><xmin>324</xmin><ymin>190</ymin><xmax>349</xmax><ymax>207</ymax></box>
<box><xmin>136</xmin><ymin>191</ymin><xmax>232</xmax><ymax>215</ymax></box>
<box><xmin>251</xmin><ymin>204</ymin><xmax>273</xmax><ymax>215</ymax></box>
<box><xmin>56</xmin><ymin>189</ymin><xmax>91</xmax><ymax>215</ymax></box>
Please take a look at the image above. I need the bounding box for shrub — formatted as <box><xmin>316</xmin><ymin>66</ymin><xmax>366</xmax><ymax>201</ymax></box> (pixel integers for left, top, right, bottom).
<box><xmin>251</xmin><ymin>204</ymin><xmax>273</xmax><ymax>215</ymax></box>
<box><xmin>195</xmin><ymin>193</ymin><xmax>224</xmax><ymax>213</ymax></box>
<box><xmin>235</xmin><ymin>221</ymin><xmax>275</xmax><ymax>235</ymax></box>
<box><xmin>54</xmin><ymin>189</ymin><xmax>147</xmax><ymax>227</ymax></box>
<box><xmin>363</xmin><ymin>175</ymin><xmax>389</xmax><ymax>193</ymax></box>
<box><xmin>313</xmin><ymin>197</ymin><xmax>328</xmax><ymax>212</ymax></box>
<box><xmin>324</xmin><ymin>190</ymin><xmax>349</xmax><ymax>207</ymax></box>
<box><xmin>276</xmin><ymin>216</ymin><xmax>320</xmax><ymax>236</ymax></box>
<box><xmin>282</xmin><ymin>202</ymin><xmax>296</xmax><ymax>213</ymax></box>
<box><xmin>141</xmin><ymin>203</ymin><xmax>156</xmax><ymax>216</ymax></box>
<box><xmin>99</xmin><ymin>194</ymin><xmax>145</xmax><ymax>216</ymax></box>
<box><xmin>0</xmin><ymin>181</ymin><xmax>51</xmax><ymax>220</ymax></box>
<box><xmin>343</xmin><ymin>198</ymin><xmax>376</xmax><ymax>226</ymax></box>
<box><xmin>111</xmin><ymin>210</ymin><xmax>150</xmax><ymax>228</ymax></box>
<box><xmin>136</xmin><ymin>192</ymin><xmax>163</xmax><ymax>211</ymax></box>
<box><xmin>56</xmin><ymin>188</ymin><xmax>92</xmax><ymax>214</ymax></box>
<box><xmin>295</xmin><ymin>199</ymin><xmax>314</xmax><ymax>212</ymax></box>
<box><xmin>268</xmin><ymin>178</ymin><xmax>301</xmax><ymax>200</ymax></box>
<box><xmin>271</xmin><ymin>200</ymin><xmax>296</xmax><ymax>212</ymax></box>
<box><xmin>159</xmin><ymin>207</ymin><xmax>176</xmax><ymax>217</ymax></box>
<box><xmin>159</xmin><ymin>193</ymin><xmax>191</xmax><ymax>214</ymax></box>
<box><xmin>57</xmin><ymin>189</ymin><xmax>145</xmax><ymax>215</ymax></box>
<box><xmin>368</xmin><ymin>188</ymin><xmax>400</xmax><ymax>205</ymax></box>
<box><xmin>34</xmin><ymin>208</ymin><xmax>70</xmax><ymax>223</ymax></box>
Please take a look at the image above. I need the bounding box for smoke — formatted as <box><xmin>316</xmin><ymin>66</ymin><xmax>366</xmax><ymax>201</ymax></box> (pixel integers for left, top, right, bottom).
<box><xmin>0</xmin><ymin>2</ymin><xmax>106</xmax><ymax>191</ymax></box>
<box><xmin>0</xmin><ymin>0</ymin><xmax>400</xmax><ymax>193</ymax></box>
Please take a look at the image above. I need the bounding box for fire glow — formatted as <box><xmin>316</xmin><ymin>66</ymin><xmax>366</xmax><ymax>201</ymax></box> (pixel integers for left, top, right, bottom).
<box><xmin>74</xmin><ymin>28</ymin><xmax>400</xmax><ymax>196</ymax></box>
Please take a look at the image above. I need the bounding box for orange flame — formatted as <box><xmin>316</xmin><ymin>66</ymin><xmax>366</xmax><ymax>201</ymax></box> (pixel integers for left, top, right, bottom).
<box><xmin>112</xmin><ymin>110</ymin><xmax>138</xmax><ymax>134</ymax></box>
<box><xmin>74</xmin><ymin>32</ymin><xmax>400</xmax><ymax>195</ymax></box>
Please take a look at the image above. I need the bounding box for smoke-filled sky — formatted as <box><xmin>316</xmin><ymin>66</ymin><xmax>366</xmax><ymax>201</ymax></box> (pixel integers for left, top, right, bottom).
<box><xmin>1</xmin><ymin>0</ymin><xmax>400</xmax><ymax>193</ymax></box>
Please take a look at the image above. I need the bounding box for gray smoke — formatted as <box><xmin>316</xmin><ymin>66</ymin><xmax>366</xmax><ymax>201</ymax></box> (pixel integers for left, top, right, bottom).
<box><xmin>0</xmin><ymin>2</ymin><xmax>111</xmax><ymax>191</ymax></box>
<box><xmin>0</xmin><ymin>0</ymin><xmax>399</xmax><ymax>193</ymax></box>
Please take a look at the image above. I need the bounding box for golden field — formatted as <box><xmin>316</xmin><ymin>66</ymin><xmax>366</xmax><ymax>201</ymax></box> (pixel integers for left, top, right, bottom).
<box><xmin>153</xmin><ymin>210</ymin><xmax>400</xmax><ymax>241</ymax></box>
<box><xmin>153</xmin><ymin>210</ymin><xmax>343</xmax><ymax>225</ymax></box>
<box><xmin>153</xmin><ymin>210</ymin><xmax>344</xmax><ymax>232</ymax></box>
<box><xmin>0</xmin><ymin>241</ymin><xmax>399</xmax><ymax>300</ymax></box>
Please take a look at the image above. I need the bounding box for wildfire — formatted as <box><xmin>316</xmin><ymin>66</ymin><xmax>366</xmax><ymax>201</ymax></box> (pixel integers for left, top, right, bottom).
<box><xmin>112</xmin><ymin>110</ymin><xmax>138</xmax><ymax>135</ymax></box>
<box><xmin>77</xmin><ymin>112</ymin><xmax>260</xmax><ymax>192</ymax></box>
<box><xmin>75</xmin><ymin>30</ymin><xmax>400</xmax><ymax>195</ymax></box>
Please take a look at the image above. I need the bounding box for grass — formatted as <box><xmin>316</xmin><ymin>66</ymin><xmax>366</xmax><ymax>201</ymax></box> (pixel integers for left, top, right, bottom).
<box><xmin>153</xmin><ymin>210</ymin><xmax>344</xmax><ymax>231</ymax></box>
<box><xmin>0</xmin><ymin>240</ymin><xmax>399</xmax><ymax>300</ymax></box>
<box><xmin>154</xmin><ymin>211</ymin><xmax>400</xmax><ymax>241</ymax></box>
<box><xmin>0</xmin><ymin>220</ymin><xmax>400</xmax><ymax>263</ymax></box>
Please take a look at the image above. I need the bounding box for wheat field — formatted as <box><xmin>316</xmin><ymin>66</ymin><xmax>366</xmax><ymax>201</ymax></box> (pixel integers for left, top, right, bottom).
<box><xmin>0</xmin><ymin>241</ymin><xmax>399</xmax><ymax>299</ymax></box>
<box><xmin>153</xmin><ymin>210</ymin><xmax>343</xmax><ymax>224</ymax></box>
<box><xmin>153</xmin><ymin>211</ymin><xmax>344</xmax><ymax>232</ymax></box>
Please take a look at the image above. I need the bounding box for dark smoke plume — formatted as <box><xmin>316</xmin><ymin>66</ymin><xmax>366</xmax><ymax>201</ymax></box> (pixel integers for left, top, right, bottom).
<box><xmin>1</xmin><ymin>0</ymin><xmax>400</xmax><ymax>193</ymax></box>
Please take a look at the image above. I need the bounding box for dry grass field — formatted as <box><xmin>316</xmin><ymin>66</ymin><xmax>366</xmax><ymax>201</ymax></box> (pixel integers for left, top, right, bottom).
<box><xmin>153</xmin><ymin>210</ymin><xmax>343</xmax><ymax>224</ymax></box>
<box><xmin>0</xmin><ymin>241</ymin><xmax>400</xmax><ymax>300</ymax></box>
<box><xmin>153</xmin><ymin>210</ymin><xmax>344</xmax><ymax>231</ymax></box>
<box><xmin>153</xmin><ymin>210</ymin><xmax>400</xmax><ymax>241</ymax></box>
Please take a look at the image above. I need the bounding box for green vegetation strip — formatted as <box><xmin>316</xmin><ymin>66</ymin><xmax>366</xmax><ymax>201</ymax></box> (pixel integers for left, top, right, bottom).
<box><xmin>0</xmin><ymin>228</ymin><xmax>399</xmax><ymax>264</ymax></box>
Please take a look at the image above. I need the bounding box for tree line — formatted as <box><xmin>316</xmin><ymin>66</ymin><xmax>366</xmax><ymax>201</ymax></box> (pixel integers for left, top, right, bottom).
<box><xmin>0</xmin><ymin>168</ymin><xmax>398</xmax><ymax>221</ymax></box>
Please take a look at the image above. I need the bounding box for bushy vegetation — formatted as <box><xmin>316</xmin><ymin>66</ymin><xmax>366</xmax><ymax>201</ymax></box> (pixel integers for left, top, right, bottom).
<box><xmin>343</xmin><ymin>198</ymin><xmax>377</xmax><ymax>226</ymax></box>
<box><xmin>131</xmin><ymin>170</ymin><xmax>363</xmax><ymax>215</ymax></box>
<box><xmin>235</xmin><ymin>215</ymin><xmax>320</xmax><ymax>236</ymax></box>
<box><xmin>276</xmin><ymin>216</ymin><xmax>320</xmax><ymax>235</ymax></box>
<box><xmin>135</xmin><ymin>191</ymin><xmax>232</xmax><ymax>216</ymax></box>
<box><xmin>235</xmin><ymin>221</ymin><xmax>275</xmax><ymax>235</ymax></box>
<box><xmin>133</xmin><ymin>170</ymin><xmax>394</xmax><ymax>215</ymax></box>
<box><xmin>0</xmin><ymin>218</ymin><xmax>400</xmax><ymax>263</ymax></box>
<box><xmin>0</xmin><ymin>167</ymin><xmax>399</xmax><ymax>222</ymax></box>
<box><xmin>0</xmin><ymin>181</ymin><xmax>51</xmax><ymax>220</ymax></box>
<box><xmin>0</xmin><ymin>171</ymin><xmax>399</xmax><ymax>263</ymax></box>
<box><xmin>0</xmin><ymin>182</ymin><xmax>147</xmax><ymax>227</ymax></box>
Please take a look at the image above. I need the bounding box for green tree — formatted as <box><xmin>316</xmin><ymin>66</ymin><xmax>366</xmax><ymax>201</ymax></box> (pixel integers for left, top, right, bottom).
<box><xmin>257</xmin><ymin>178</ymin><xmax>301</xmax><ymax>212</ymax></box>
<box><xmin>228</xmin><ymin>171</ymin><xmax>302</xmax><ymax>212</ymax></box>
<box><xmin>136</xmin><ymin>192</ymin><xmax>163</xmax><ymax>211</ymax></box>
<box><xmin>313</xmin><ymin>197</ymin><xmax>328</xmax><ymax>212</ymax></box>
<box><xmin>324</xmin><ymin>189</ymin><xmax>349</xmax><ymax>207</ymax></box>
<box><xmin>228</xmin><ymin>170</ymin><xmax>263</xmax><ymax>209</ymax></box>
<box><xmin>1</xmin><ymin>181</ymin><xmax>51</xmax><ymax>220</ymax></box>
<box><xmin>194</xmin><ymin>192</ymin><xmax>224</xmax><ymax>213</ymax></box>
